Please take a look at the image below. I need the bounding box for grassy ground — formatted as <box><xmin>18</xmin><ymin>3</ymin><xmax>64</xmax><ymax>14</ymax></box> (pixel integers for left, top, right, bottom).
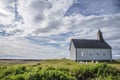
<box><xmin>0</xmin><ymin>59</ymin><xmax>120</xmax><ymax>68</ymax></box>
<box><xmin>0</xmin><ymin>59</ymin><xmax>41</xmax><ymax>65</ymax></box>
<box><xmin>107</xmin><ymin>60</ymin><xmax>120</xmax><ymax>70</ymax></box>
<box><xmin>0</xmin><ymin>59</ymin><xmax>120</xmax><ymax>80</ymax></box>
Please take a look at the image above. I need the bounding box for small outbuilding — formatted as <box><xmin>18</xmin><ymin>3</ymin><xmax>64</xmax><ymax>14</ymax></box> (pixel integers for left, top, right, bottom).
<box><xmin>69</xmin><ymin>30</ymin><xmax>112</xmax><ymax>61</ymax></box>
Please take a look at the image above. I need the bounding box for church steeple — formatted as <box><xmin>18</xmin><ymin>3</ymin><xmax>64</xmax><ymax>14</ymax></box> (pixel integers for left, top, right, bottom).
<box><xmin>97</xmin><ymin>29</ymin><xmax>104</xmax><ymax>42</ymax></box>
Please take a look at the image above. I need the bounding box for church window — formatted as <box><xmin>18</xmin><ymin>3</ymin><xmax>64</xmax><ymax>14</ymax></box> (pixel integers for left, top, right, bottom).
<box><xmin>81</xmin><ymin>52</ymin><xmax>85</xmax><ymax>56</ymax></box>
<box><xmin>103</xmin><ymin>52</ymin><xmax>106</xmax><ymax>56</ymax></box>
<box><xmin>89</xmin><ymin>52</ymin><xmax>92</xmax><ymax>56</ymax></box>
<box><xmin>97</xmin><ymin>52</ymin><xmax>99</xmax><ymax>56</ymax></box>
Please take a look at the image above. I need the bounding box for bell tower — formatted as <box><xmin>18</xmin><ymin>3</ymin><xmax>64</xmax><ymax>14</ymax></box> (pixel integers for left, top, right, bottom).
<box><xmin>97</xmin><ymin>29</ymin><xmax>104</xmax><ymax>42</ymax></box>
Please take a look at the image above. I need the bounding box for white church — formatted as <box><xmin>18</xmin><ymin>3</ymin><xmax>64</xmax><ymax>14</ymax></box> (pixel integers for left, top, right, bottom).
<box><xmin>69</xmin><ymin>30</ymin><xmax>112</xmax><ymax>61</ymax></box>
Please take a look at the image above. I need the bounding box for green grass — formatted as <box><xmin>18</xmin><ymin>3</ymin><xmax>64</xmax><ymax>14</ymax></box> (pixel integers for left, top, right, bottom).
<box><xmin>107</xmin><ymin>60</ymin><xmax>120</xmax><ymax>70</ymax></box>
<box><xmin>0</xmin><ymin>59</ymin><xmax>120</xmax><ymax>80</ymax></box>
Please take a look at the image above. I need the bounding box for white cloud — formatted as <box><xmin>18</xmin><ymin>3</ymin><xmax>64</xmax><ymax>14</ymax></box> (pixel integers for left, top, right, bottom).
<box><xmin>17</xmin><ymin>0</ymin><xmax>74</xmax><ymax>36</ymax></box>
<box><xmin>0</xmin><ymin>8</ymin><xmax>14</xmax><ymax>24</ymax></box>
<box><xmin>0</xmin><ymin>37</ymin><xmax>68</xmax><ymax>59</ymax></box>
<box><xmin>0</xmin><ymin>0</ymin><xmax>120</xmax><ymax>59</ymax></box>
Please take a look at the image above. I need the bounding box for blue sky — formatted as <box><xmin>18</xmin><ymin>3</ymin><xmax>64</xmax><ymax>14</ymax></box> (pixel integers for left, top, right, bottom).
<box><xmin>0</xmin><ymin>0</ymin><xmax>120</xmax><ymax>59</ymax></box>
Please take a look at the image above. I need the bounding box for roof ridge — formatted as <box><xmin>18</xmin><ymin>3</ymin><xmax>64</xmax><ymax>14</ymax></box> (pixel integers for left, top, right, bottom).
<box><xmin>72</xmin><ymin>39</ymin><xmax>97</xmax><ymax>40</ymax></box>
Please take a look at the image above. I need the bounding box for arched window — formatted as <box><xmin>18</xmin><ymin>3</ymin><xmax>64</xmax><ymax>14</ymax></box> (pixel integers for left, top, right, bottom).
<box><xmin>97</xmin><ymin>52</ymin><xmax>99</xmax><ymax>56</ymax></box>
<box><xmin>103</xmin><ymin>52</ymin><xmax>106</xmax><ymax>56</ymax></box>
<box><xmin>89</xmin><ymin>52</ymin><xmax>92</xmax><ymax>56</ymax></box>
<box><xmin>81</xmin><ymin>51</ymin><xmax>85</xmax><ymax>56</ymax></box>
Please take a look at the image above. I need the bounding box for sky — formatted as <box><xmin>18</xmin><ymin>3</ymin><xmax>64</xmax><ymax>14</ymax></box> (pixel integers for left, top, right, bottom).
<box><xmin>0</xmin><ymin>0</ymin><xmax>120</xmax><ymax>59</ymax></box>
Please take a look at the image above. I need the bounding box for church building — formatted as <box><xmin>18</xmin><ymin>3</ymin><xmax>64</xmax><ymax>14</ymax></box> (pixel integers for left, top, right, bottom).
<box><xmin>69</xmin><ymin>30</ymin><xmax>112</xmax><ymax>61</ymax></box>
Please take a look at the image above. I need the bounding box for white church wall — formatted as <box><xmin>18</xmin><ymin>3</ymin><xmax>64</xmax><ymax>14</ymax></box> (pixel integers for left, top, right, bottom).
<box><xmin>76</xmin><ymin>48</ymin><xmax>112</xmax><ymax>61</ymax></box>
<box><xmin>70</xmin><ymin>42</ymin><xmax>76</xmax><ymax>60</ymax></box>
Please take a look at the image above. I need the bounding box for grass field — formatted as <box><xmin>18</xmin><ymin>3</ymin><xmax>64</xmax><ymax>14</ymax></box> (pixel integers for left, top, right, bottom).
<box><xmin>0</xmin><ymin>59</ymin><xmax>120</xmax><ymax>69</ymax></box>
<box><xmin>0</xmin><ymin>59</ymin><xmax>120</xmax><ymax>80</ymax></box>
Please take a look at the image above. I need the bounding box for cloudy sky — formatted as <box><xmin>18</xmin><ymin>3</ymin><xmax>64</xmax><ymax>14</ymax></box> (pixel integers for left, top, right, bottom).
<box><xmin>0</xmin><ymin>0</ymin><xmax>120</xmax><ymax>59</ymax></box>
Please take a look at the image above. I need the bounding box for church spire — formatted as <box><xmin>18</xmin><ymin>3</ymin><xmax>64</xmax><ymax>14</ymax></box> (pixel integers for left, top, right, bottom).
<box><xmin>97</xmin><ymin>29</ymin><xmax>104</xmax><ymax>42</ymax></box>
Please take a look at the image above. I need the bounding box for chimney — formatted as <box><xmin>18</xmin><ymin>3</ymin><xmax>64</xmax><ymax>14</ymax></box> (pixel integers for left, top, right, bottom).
<box><xmin>97</xmin><ymin>29</ymin><xmax>104</xmax><ymax>42</ymax></box>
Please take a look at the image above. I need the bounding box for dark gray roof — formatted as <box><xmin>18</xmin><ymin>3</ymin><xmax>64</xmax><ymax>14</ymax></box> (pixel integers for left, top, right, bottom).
<box><xmin>71</xmin><ymin>39</ymin><xmax>111</xmax><ymax>49</ymax></box>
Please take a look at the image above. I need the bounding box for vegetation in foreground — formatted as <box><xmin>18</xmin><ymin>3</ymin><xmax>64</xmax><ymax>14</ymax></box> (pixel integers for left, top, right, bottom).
<box><xmin>0</xmin><ymin>59</ymin><xmax>120</xmax><ymax>80</ymax></box>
